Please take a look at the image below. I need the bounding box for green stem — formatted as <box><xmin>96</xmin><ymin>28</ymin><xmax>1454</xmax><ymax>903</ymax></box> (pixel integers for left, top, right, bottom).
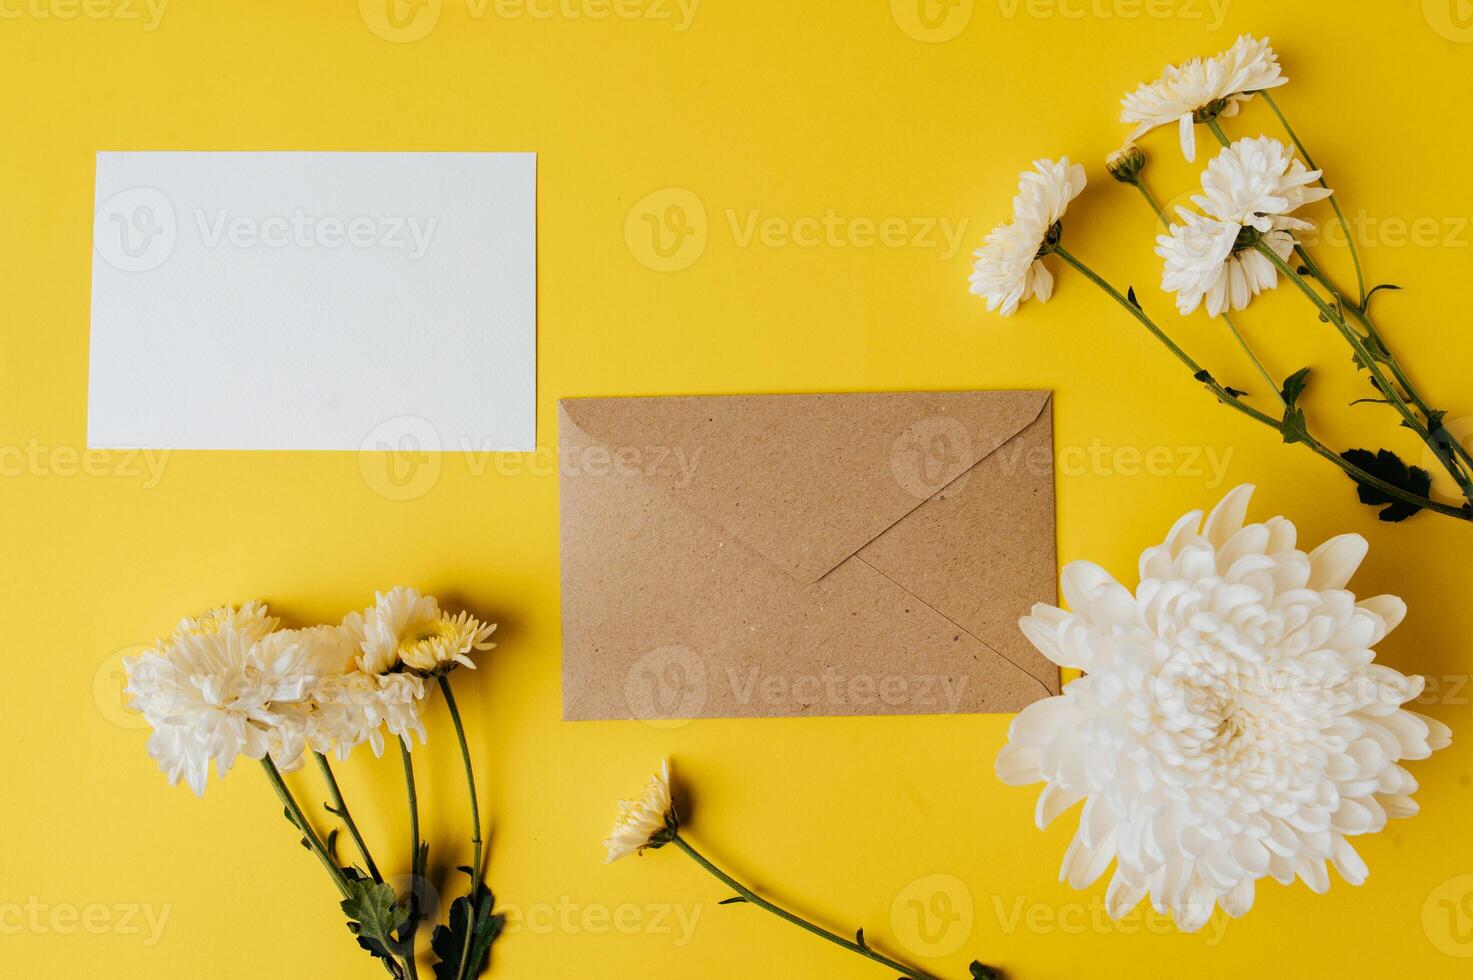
<box><xmin>1135</xmin><ymin>182</ymin><xmax>1169</xmax><ymax>229</ymax></box>
<box><xmin>1221</xmin><ymin>312</ymin><xmax>1284</xmax><ymax>407</ymax></box>
<box><xmin>398</xmin><ymin>741</ymin><xmax>423</xmax><ymax>980</ymax></box>
<box><xmin>438</xmin><ymin>676</ymin><xmax>483</xmax><ymax>980</ymax></box>
<box><xmin>1295</xmin><ymin>247</ymin><xmax>1473</xmax><ymax>488</ymax></box>
<box><xmin>671</xmin><ymin>835</ymin><xmax>942</xmax><ymax>980</ymax></box>
<box><xmin>314</xmin><ymin>752</ymin><xmax>383</xmax><ymax>883</ymax></box>
<box><xmin>1261</xmin><ymin>89</ymin><xmax>1365</xmax><ymax>306</ymax></box>
<box><xmin>261</xmin><ymin>758</ymin><xmax>352</xmax><ymax>898</ymax></box>
<box><xmin>1256</xmin><ymin>240</ymin><xmax>1473</xmax><ymax>501</ymax></box>
<box><xmin>1205</xmin><ymin>117</ymin><xmax>1231</xmax><ymax>148</ymax></box>
<box><xmin>1131</xmin><ymin>182</ymin><xmax>1281</xmax><ymax>408</ymax></box>
<box><xmin>1060</xmin><ymin>244</ymin><xmax>1471</xmax><ymax>523</ymax></box>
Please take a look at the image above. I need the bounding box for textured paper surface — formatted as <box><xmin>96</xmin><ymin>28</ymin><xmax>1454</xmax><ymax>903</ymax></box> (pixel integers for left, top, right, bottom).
<box><xmin>88</xmin><ymin>151</ymin><xmax>536</xmax><ymax>452</ymax></box>
<box><xmin>559</xmin><ymin>390</ymin><xmax>1059</xmax><ymax>720</ymax></box>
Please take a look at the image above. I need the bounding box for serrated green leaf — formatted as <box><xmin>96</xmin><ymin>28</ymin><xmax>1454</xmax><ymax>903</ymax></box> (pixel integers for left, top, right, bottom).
<box><xmin>1277</xmin><ymin>367</ymin><xmax>1312</xmax><ymax>445</ymax></box>
<box><xmin>430</xmin><ymin>868</ymin><xmax>504</xmax><ymax>980</ymax></box>
<box><xmin>342</xmin><ymin>878</ymin><xmax>412</xmax><ymax>974</ymax></box>
<box><xmin>1340</xmin><ymin>448</ymin><xmax>1433</xmax><ymax>522</ymax></box>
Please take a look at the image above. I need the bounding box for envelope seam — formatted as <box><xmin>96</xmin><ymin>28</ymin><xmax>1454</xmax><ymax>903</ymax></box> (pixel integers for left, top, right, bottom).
<box><xmin>854</xmin><ymin>555</ymin><xmax>1055</xmax><ymax>698</ymax></box>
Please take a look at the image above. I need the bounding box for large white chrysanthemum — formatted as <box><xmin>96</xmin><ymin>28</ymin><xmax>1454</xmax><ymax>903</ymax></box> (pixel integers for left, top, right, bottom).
<box><xmin>996</xmin><ymin>486</ymin><xmax>1450</xmax><ymax>932</ymax></box>
<box><xmin>1194</xmin><ymin>136</ymin><xmax>1333</xmax><ymax>234</ymax></box>
<box><xmin>1121</xmin><ymin>35</ymin><xmax>1287</xmax><ymax>162</ymax></box>
<box><xmin>969</xmin><ymin>158</ymin><xmax>1086</xmax><ymax>317</ymax></box>
<box><xmin>1157</xmin><ymin>210</ymin><xmax>1294</xmax><ymax>317</ymax></box>
<box><xmin>125</xmin><ymin>609</ymin><xmax>323</xmax><ymax>795</ymax></box>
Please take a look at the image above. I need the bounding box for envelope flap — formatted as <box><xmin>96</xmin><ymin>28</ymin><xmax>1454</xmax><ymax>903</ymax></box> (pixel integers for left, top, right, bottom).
<box><xmin>559</xmin><ymin>390</ymin><xmax>1051</xmax><ymax>584</ymax></box>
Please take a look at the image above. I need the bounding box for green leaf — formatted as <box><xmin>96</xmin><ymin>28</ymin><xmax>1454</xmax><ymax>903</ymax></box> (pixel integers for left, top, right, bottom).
<box><xmin>342</xmin><ymin>878</ymin><xmax>412</xmax><ymax>974</ymax></box>
<box><xmin>1340</xmin><ymin>448</ymin><xmax>1433</xmax><ymax>522</ymax></box>
<box><xmin>970</xmin><ymin>961</ymin><xmax>1001</xmax><ymax>980</ymax></box>
<box><xmin>1224</xmin><ymin>387</ymin><xmax>1248</xmax><ymax>398</ymax></box>
<box><xmin>1126</xmin><ymin>286</ymin><xmax>1142</xmax><ymax>309</ymax></box>
<box><xmin>717</xmin><ymin>896</ymin><xmax>748</xmax><ymax>905</ymax></box>
<box><xmin>431</xmin><ymin>868</ymin><xmax>504</xmax><ymax>980</ymax></box>
<box><xmin>1278</xmin><ymin>367</ymin><xmax>1312</xmax><ymax>445</ymax></box>
<box><xmin>1364</xmin><ymin>283</ymin><xmax>1402</xmax><ymax>313</ymax></box>
<box><xmin>856</xmin><ymin>927</ymin><xmax>870</xmax><ymax>951</ymax></box>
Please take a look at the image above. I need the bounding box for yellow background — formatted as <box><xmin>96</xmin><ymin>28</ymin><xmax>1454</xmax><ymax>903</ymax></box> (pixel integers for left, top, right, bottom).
<box><xmin>4</xmin><ymin>0</ymin><xmax>1473</xmax><ymax>976</ymax></box>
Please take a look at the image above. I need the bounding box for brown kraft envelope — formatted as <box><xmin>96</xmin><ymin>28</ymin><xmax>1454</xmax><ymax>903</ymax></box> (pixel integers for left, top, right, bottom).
<box><xmin>559</xmin><ymin>390</ymin><xmax>1059</xmax><ymax>720</ymax></box>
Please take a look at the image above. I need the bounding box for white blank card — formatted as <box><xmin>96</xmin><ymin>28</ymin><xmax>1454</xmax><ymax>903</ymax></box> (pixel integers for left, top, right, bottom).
<box><xmin>88</xmin><ymin>151</ymin><xmax>536</xmax><ymax>452</ymax></box>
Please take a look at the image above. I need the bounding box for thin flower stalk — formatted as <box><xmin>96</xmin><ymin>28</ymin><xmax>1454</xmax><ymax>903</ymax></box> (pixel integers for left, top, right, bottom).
<box><xmin>437</xmin><ymin>676</ymin><xmax>484</xmax><ymax>980</ymax></box>
<box><xmin>1260</xmin><ymin>89</ymin><xmax>1366</xmax><ymax>305</ymax></box>
<box><xmin>1057</xmin><ymin>246</ymin><xmax>1472</xmax><ymax>522</ymax></box>
<box><xmin>315</xmin><ymin>751</ymin><xmax>383</xmax><ymax>883</ymax></box>
<box><xmin>670</xmin><ymin>835</ymin><xmax>943</xmax><ymax>980</ymax></box>
<box><xmin>1252</xmin><ymin>238</ymin><xmax>1473</xmax><ymax>504</ymax></box>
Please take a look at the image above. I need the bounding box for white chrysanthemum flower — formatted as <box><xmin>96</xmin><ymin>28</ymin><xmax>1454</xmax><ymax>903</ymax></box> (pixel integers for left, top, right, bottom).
<box><xmin>341</xmin><ymin>586</ymin><xmax>445</xmax><ymax>675</ymax></box>
<box><xmin>1157</xmin><ymin>136</ymin><xmax>1328</xmax><ymax>317</ymax></box>
<box><xmin>167</xmin><ymin>600</ymin><xmax>279</xmax><ymax>645</ymax></box>
<box><xmin>399</xmin><ymin>610</ymin><xmax>497</xmax><ymax>674</ymax></box>
<box><xmin>996</xmin><ymin>486</ymin><xmax>1451</xmax><ymax>933</ymax></box>
<box><xmin>1157</xmin><ymin>210</ymin><xmax>1295</xmax><ymax>316</ymax></box>
<box><xmin>310</xmin><ymin>669</ymin><xmax>428</xmax><ymax>760</ymax></box>
<box><xmin>1194</xmin><ymin>136</ymin><xmax>1333</xmax><ymax>233</ymax></box>
<box><xmin>1121</xmin><ymin>35</ymin><xmax>1287</xmax><ymax>162</ymax></box>
<box><xmin>604</xmin><ymin>761</ymin><xmax>678</xmax><ymax>863</ymax></box>
<box><xmin>124</xmin><ymin>611</ymin><xmax>322</xmax><ymax>795</ymax></box>
<box><xmin>970</xmin><ymin>158</ymin><xmax>1086</xmax><ymax>316</ymax></box>
<box><xmin>279</xmin><ymin>623</ymin><xmax>429</xmax><ymax>760</ymax></box>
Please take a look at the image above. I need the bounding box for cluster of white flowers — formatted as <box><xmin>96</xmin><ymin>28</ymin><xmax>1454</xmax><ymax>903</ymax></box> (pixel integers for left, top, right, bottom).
<box><xmin>124</xmin><ymin>588</ymin><xmax>496</xmax><ymax>795</ymax></box>
<box><xmin>972</xmin><ymin>35</ymin><xmax>1330</xmax><ymax>321</ymax></box>
<box><xmin>996</xmin><ymin>486</ymin><xmax>1450</xmax><ymax>931</ymax></box>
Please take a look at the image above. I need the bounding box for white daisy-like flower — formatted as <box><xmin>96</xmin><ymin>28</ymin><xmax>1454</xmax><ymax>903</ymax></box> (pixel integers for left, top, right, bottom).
<box><xmin>1157</xmin><ymin>136</ymin><xmax>1329</xmax><ymax>317</ymax></box>
<box><xmin>1157</xmin><ymin>210</ymin><xmax>1294</xmax><ymax>317</ymax></box>
<box><xmin>167</xmin><ymin>600</ymin><xmax>279</xmax><ymax>645</ymax></box>
<box><xmin>124</xmin><ymin>612</ymin><xmax>323</xmax><ymax>795</ymax></box>
<box><xmin>969</xmin><ymin>158</ymin><xmax>1086</xmax><ymax>316</ymax></box>
<box><xmin>1194</xmin><ymin>136</ymin><xmax>1333</xmax><ymax>233</ymax></box>
<box><xmin>996</xmin><ymin>485</ymin><xmax>1451</xmax><ymax>933</ymax></box>
<box><xmin>604</xmin><ymin>761</ymin><xmax>678</xmax><ymax>862</ymax></box>
<box><xmin>310</xmin><ymin>669</ymin><xmax>428</xmax><ymax>760</ymax></box>
<box><xmin>1121</xmin><ymin>35</ymin><xmax>1287</xmax><ymax>162</ymax></box>
<box><xmin>398</xmin><ymin>610</ymin><xmax>497</xmax><ymax>674</ymax></box>
<box><xmin>279</xmin><ymin>623</ymin><xmax>429</xmax><ymax>760</ymax></box>
<box><xmin>341</xmin><ymin>586</ymin><xmax>446</xmax><ymax>675</ymax></box>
